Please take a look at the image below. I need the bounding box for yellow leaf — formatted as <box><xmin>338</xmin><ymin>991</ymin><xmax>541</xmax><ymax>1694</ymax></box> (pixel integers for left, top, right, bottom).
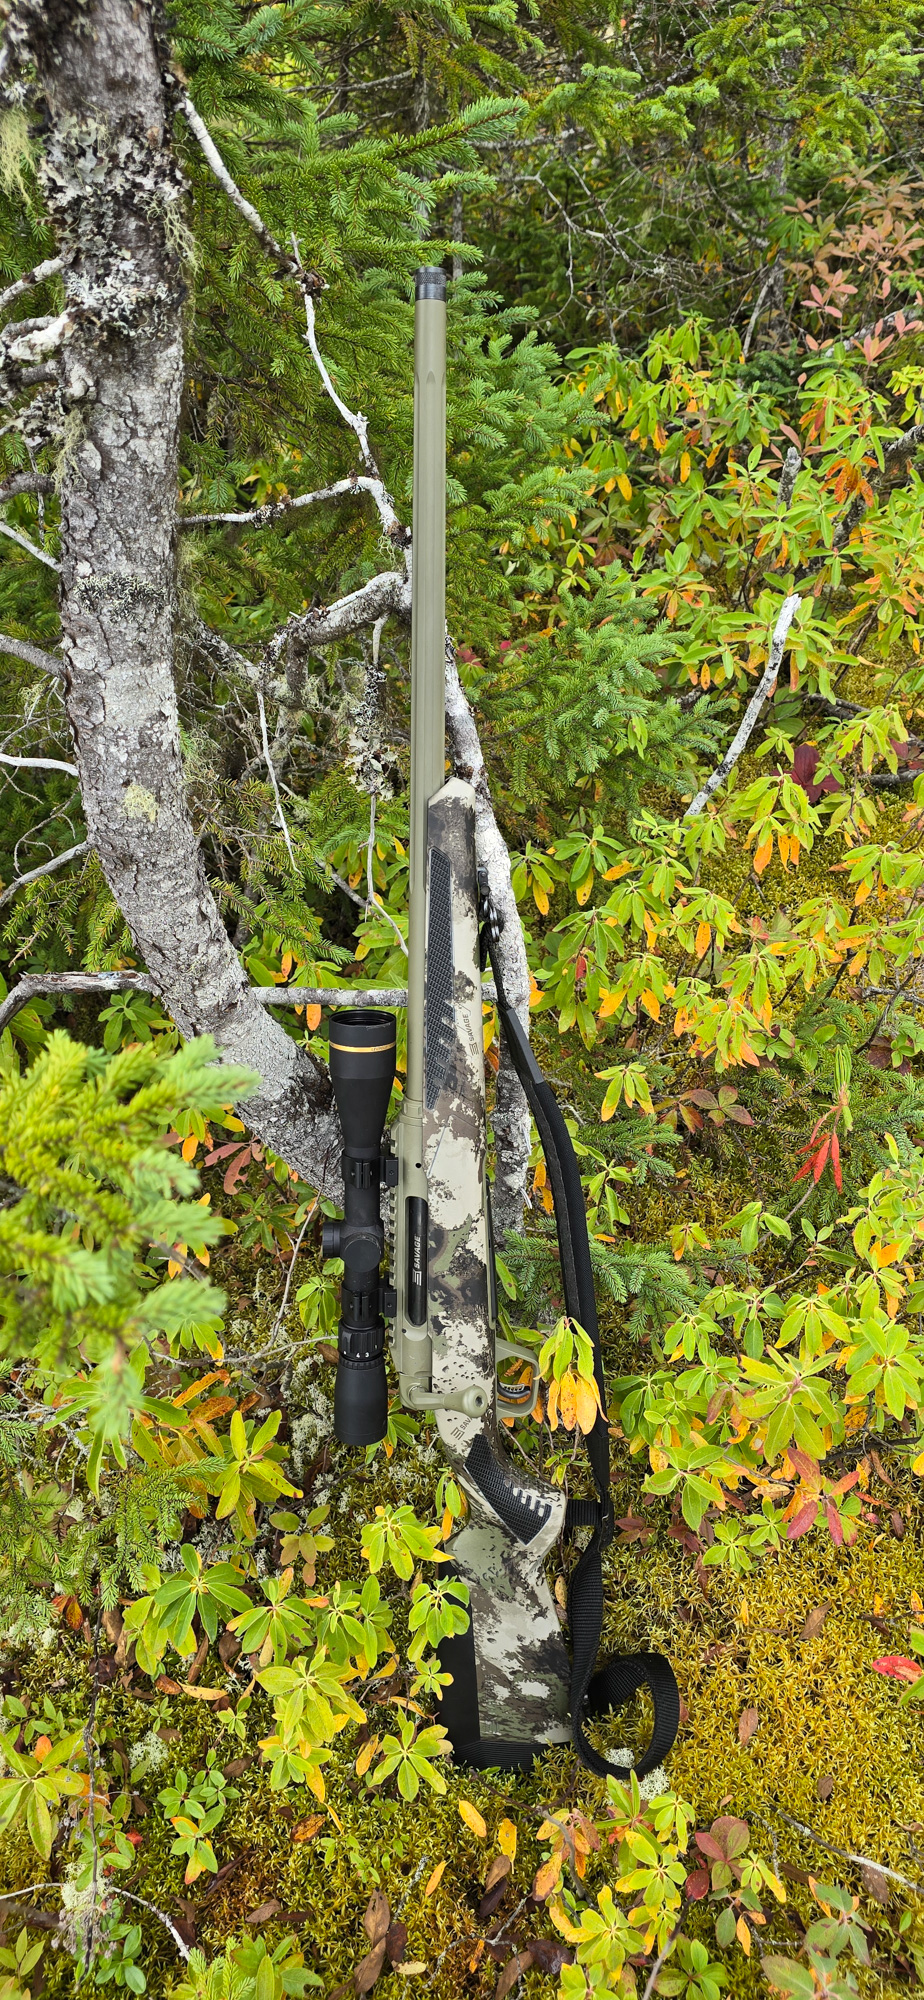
<box><xmin>574</xmin><ymin>1374</ymin><xmax>601</xmax><ymax>1434</ymax></box>
<box><xmin>736</xmin><ymin>1916</ymin><xmax>751</xmax><ymax>1956</ymax></box>
<box><xmin>616</xmin><ymin>472</ymin><xmax>632</xmax><ymax>502</ymax></box>
<box><xmin>695</xmin><ymin>920</ymin><xmax>711</xmax><ymax>957</ymax></box>
<box><xmin>598</xmin><ymin>990</ymin><xmax>622</xmax><ymax>1019</ymax></box>
<box><xmin>355</xmin><ymin>1734</ymin><xmax>379</xmax><ymax>1778</ymax></box>
<box><xmin>576</xmin><ymin>870</ymin><xmax>593</xmax><ymax>906</ymax></box>
<box><xmin>558</xmin><ymin>1371</ymin><xmax>578</xmax><ymax>1431</ymax></box>
<box><xmin>458</xmin><ymin>1800</ymin><xmax>487</xmax><ymax>1839</ymax></box>
<box><xmin>549</xmin><ymin>1896</ymin><xmax>584</xmax><ymax>1942</ymax></box>
<box><xmin>533</xmin><ymin>885</ymin><xmax>549</xmax><ymax>916</ymax></box>
<box><xmin>680</xmin><ymin>451</ymin><xmax>691</xmax><ymax>483</ymax></box>
<box><xmin>753</xmin><ymin>837</ymin><xmax>773</xmax><ymax>876</ymax></box>
<box><xmin>424</xmin><ymin>1860</ymin><xmax>447</xmax><ymax>1896</ymax></box>
<box><xmin>854</xmin><ymin>877</ymin><xmax>872</xmax><ymax>905</ymax></box>
<box><xmin>497</xmin><ymin>1818</ymin><xmax>517</xmax><ymax>1861</ymax></box>
<box><xmin>304</xmin><ymin>1004</ymin><xmax>322</xmax><ymax>1031</ymax></box>
<box><xmin>181</xmin><ymin>1134</ymin><xmax>198</xmax><ymax>1163</ymax></box>
<box><xmin>533</xmin><ymin>1855</ymin><xmax>562</xmax><ymax>1901</ymax></box>
<box><xmin>641</xmin><ymin>989</ymin><xmax>661</xmax><ymax>1021</ymax></box>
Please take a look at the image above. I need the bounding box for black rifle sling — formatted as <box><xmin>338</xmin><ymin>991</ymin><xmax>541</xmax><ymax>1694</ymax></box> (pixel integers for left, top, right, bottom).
<box><xmin>488</xmin><ymin>946</ymin><xmax>679</xmax><ymax>1781</ymax></box>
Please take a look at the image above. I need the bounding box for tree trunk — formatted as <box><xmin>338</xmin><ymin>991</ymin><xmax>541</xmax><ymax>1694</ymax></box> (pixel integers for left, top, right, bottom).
<box><xmin>30</xmin><ymin>0</ymin><xmax>340</xmax><ymax>1186</ymax></box>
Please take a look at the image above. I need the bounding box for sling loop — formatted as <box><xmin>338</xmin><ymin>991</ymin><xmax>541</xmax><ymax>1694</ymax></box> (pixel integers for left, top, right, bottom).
<box><xmin>481</xmin><ymin>884</ymin><xmax>680</xmax><ymax>1781</ymax></box>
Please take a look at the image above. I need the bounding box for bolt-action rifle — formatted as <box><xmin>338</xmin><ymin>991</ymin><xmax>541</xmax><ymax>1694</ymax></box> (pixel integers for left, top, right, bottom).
<box><xmin>324</xmin><ymin>268</ymin><xmax>679</xmax><ymax>1775</ymax></box>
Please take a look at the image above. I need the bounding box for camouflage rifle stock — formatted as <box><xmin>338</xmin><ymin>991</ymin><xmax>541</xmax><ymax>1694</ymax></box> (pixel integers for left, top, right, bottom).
<box><xmin>328</xmin><ymin>267</ymin><xmax>680</xmax><ymax>1776</ymax></box>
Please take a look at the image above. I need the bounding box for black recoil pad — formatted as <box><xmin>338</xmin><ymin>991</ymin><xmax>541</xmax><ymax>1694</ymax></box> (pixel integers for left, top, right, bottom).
<box><xmin>326</xmin><ymin>1010</ymin><xmax>396</xmax><ymax>1447</ymax></box>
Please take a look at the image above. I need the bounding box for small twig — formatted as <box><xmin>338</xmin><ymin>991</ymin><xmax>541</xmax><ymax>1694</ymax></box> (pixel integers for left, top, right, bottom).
<box><xmin>640</xmin><ymin>1921</ymin><xmax>684</xmax><ymax>2000</ymax></box>
<box><xmin>256</xmin><ymin>687</ymin><xmax>297</xmax><ymax>871</ymax></box>
<box><xmin>0</xmin><ymin>519</ymin><xmax>58</xmax><ymax>568</ymax></box>
<box><xmin>0</xmin><ymin>749</ymin><xmax>77</xmax><ymax>775</ymax></box>
<box><xmin>115</xmin><ymin>1888</ymin><xmax>191</xmax><ymax>1962</ymax></box>
<box><xmin>0</xmin><ymin>837</ymin><xmax>89</xmax><ymax>910</ymax></box>
<box><xmin>762</xmin><ymin>1809</ymin><xmax>922</xmax><ymax>1893</ymax></box>
<box><xmin>741</xmin><ymin>272</ymin><xmax>776</xmax><ymax>362</ymax></box>
<box><xmin>0</xmin><ymin>631</ymin><xmax>64</xmax><ymax>678</ymax></box>
<box><xmin>684</xmin><ymin>594</ymin><xmax>800</xmax><ymax>818</ymax></box>
<box><xmin>363</xmin><ymin>791</ymin><xmax>408</xmax><ymax>957</ymax></box>
<box><xmin>0</xmin><ymin>256</ymin><xmax>62</xmax><ymax>316</ymax></box>
<box><xmin>269</xmin><ymin>1196</ymin><xmax>319</xmax><ymax>1341</ymax></box>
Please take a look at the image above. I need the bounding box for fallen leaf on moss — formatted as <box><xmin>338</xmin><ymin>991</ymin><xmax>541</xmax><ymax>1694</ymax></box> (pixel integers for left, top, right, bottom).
<box><xmin>292</xmin><ymin>1814</ymin><xmax>325</xmax><ymax>1841</ymax></box>
<box><xmin>870</xmin><ymin>1654</ymin><xmax>921</xmax><ymax>1682</ymax></box>
<box><xmin>738</xmin><ymin>1706</ymin><xmax>759</xmax><ymax>1746</ymax></box>
<box><xmin>495</xmin><ymin>1949</ymin><xmax>533</xmax><ymax>1998</ymax></box>
<box><xmin>423</xmin><ymin>1860</ymin><xmax>446</xmax><ymax>1896</ymax></box>
<box><xmin>458</xmin><ymin>1799</ymin><xmax>487</xmax><ymax>1839</ymax></box>
<box><xmin>484</xmin><ymin>1855</ymin><xmax>512</xmax><ymax>1894</ymax></box>
<box><xmin>246</xmin><ymin>1899</ymin><xmax>281</xmax><ymax>1925</ymax></box>
<box><xmin>496</xmin><ymin>1817</ymin><xmax>517</xmax><ymax>1860</ymax></box>
<box><xmin>800</xmin><ymin>1604</ymin><xmax>829</xmax><ymax>1642</ymax></box>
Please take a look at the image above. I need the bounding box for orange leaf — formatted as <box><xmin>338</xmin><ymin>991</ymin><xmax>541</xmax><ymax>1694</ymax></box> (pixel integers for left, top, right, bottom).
<box><xmin>695</xmin><ymin>921</ymin><xmax>711</xmax><ymax>957</ymax></box>
<box><xmin>753</xmin><ymin>837</ymin><xmax>773</xmax><ymax>876</ymax></box>
<box><xmin>33</xmin><ymin>1735</ymin><xmax>52</xmax><ymax>1762</ymax></box>
<box><xmin>424</xmin><ymin>1860</ymin><xmax>447</xmax><ymax>1896</ymax></box>
<box><xmin>292</xmin><ymin>1813</ymin><xmax>326</xmax><ymax>1841</ymax></box>
<box><xmin>640</xmin><ymin>989</ymin><xmax>661</xmax><ymax>1021</ymax></box>
<box><xmin>305</xmin><ymin>1004</ymin><xmax>322</xmax><ymax>1031</ymax></box>
<box><xmin>533</xmin><ymin>1855</ymin><xmax>562</xmax><ymax>1901</ymax></box>
<box><xmin>181</xmin><ymin>1134</ymin><xmax>199</xmax><ymax>1163</ymax></box>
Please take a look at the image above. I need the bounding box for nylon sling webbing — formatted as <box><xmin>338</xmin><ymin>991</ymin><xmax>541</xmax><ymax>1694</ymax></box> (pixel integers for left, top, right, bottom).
<box><xmin>487</xmin><ymin>939</ymin><xmax>680</xmax><ymax>1781</ymax></box>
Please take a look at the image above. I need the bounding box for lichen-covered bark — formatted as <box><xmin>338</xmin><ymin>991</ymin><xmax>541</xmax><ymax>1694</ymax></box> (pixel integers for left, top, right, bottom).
<box><xmin>28</xmin><ymin>0</ymin><xmax>339</xmax><ymax>1185</ymax></box>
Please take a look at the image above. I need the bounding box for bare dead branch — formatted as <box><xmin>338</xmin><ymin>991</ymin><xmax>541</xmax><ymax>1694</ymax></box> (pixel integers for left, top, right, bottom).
<box><xmin>0</xmin><ymin>971</ymin><xmax>496</xmax><ymax>1036</ymax></box>
<box><xmin>0</xmin><ymin>750</ymin><xmax>77</xmax><ymax>775</ymax></box>
<box><xmin>0</xmin><ymin>256</ymin><xmax>63</xmax><ymax>315</ymax></box>
<box><xmin>0</xmin><ymin>519</ymin><xmax>59</xmax><ymax>568</ymax></box>
<box><xmin>0</xmin><ymin>632</ymin><xmax>65</xmax><ymax>678</ymax></box>
<box><xmin>684</xmin><ymin>594</ymin><xmax>801</xmax><ymax>819</ymax></box>
<box><xmin>178</xmin><ymin>92</ymin><xmax>321</xmax><ymax>297</ymax></box>
<box><xmin>0</xmin><ymin>838</ymin><xmax>89</xmax><ymax>910</ymax></box>
<box><xmin>180</xmin><ymin>475</ymin><xmax>393</xmax><ymax>532</ymax></box>
<box><xmin>256</xmin><ymin>686</ymin><xmax>297</xmax><ymax>870</ymax></box>
<box><xmin>0</xmin><ymin>472</ymin><xmax>54</xmax><ymax>504</ymax></box>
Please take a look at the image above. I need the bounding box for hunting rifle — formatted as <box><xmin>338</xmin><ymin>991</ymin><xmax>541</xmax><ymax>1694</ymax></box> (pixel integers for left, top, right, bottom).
<box><xmin>323</xmin><ymin>267</ymin><xmax>679</xmax><ymax>1775</ymax></box>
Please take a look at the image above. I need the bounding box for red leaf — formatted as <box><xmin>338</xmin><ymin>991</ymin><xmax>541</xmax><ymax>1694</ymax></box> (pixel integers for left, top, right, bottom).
<box><xmin>870</xmin><ymin>1655</ymin><xmax>922</xmax><ymax>1683</ymax></box>
<box><xmin>787</xmin><ymin>1501</ymin><xmax>818</xmax><ymax>1539</ymax></box>
<box><xmin>824</xmin><ymin>1500</ymin><xmax>844</xmax><ymax>1547</ymax></box>
<box><xmin>831</xmin><ymin>1131</ymin><xmax>842</xmax><ymax>1192</ymax></box>
<box><xmin>813</xmin><ymin>1137</ymin><xmax>831</xmax><ymax>1184</ymax></box>
<box><xmin>685</xmin><ymin>1869</ymin><xmax>710</xmax><ymax>1901</ymax></box>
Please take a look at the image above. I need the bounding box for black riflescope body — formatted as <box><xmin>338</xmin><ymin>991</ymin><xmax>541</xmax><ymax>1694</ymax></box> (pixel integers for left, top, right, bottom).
<box><xmin>323</xmin><ymin>1010</ymin><xmax>397</xmax><ymax>1447</ymax></box>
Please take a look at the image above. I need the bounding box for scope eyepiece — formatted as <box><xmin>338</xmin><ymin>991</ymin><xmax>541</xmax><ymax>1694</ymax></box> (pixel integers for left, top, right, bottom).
<box><xmin>328</xmin><ymin>1010</ymin><xmax>397</xmax><ymax>1447</ymax></box>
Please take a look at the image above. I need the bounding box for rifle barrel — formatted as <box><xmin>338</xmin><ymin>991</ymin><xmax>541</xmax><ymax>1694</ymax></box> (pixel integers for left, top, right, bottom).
<box><xmin>406</xmin><ymin>265</ymin><xmax>447</xmax><ymax>1106</ymax></box>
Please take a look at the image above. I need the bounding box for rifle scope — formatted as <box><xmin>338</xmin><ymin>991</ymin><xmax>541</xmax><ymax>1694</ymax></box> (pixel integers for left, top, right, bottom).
<box><xmin>324</xmin><ymin>1009</ymin><xmax>397</xmax><ymax>1446</ymax></box>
